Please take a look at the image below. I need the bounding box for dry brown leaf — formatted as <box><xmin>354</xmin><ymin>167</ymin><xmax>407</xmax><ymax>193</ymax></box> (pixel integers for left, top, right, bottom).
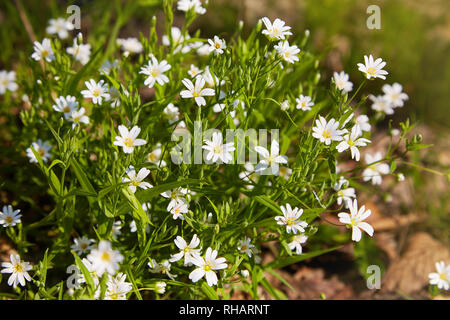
<box><xmin>382</xmin><ymin>232</ymin><xmax>450</xmax><ymax>294</ymax></box>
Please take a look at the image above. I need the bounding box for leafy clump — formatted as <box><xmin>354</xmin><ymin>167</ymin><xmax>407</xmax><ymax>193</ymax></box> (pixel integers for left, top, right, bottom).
<box><xmin>0</xmin><ymin>0</ymin><xmax>433</xmax><ymax>300</ymax></box>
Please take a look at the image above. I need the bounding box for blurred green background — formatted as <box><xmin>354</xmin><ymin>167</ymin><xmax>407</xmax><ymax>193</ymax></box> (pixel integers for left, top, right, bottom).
<box><xmin>202</xmin><ymin>0</ymin><xmax>450</xmax><ymax>128</ymax></box>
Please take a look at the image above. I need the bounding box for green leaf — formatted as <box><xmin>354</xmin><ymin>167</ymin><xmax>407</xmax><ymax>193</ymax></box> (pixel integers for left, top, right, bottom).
<box><xmin>253</xmin><ymin>195</ymin><xmax>281</xmax><ymax>214</ymax></box>
<box><xmin>200</xmin><ymin>282</ymin><xmax>219</xmax><ymax>300</ymax></box>
<box><xmin>72</xmin><ymin>252</ymin><xmax>95</xmax><ymax>294</ymax></box>
<box><xmin>265</xmin><ymin>245</ymin><xmax>342</xmax><ymax>269</ymax></box>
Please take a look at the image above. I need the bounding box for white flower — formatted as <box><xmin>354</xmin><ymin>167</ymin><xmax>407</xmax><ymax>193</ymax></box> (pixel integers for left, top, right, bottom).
<box><xmin>254</xmin><ymin>139</ymin><xmax>288</xmax><ymax>175</ymax></box>
<box><xmin>79</xmin><ymin>258</ymin><xmax>100</xmax><ymax>286</ymax></box>
<box><xmin>117</xmin><ymin>37</ymin><xmax>143</xmax><ymax>55</ymax></box>
<box><xmin>26</xmin><ymin>139</ymin><xmax>52</xmax><ymax>163</ymax></box>
<box><xmin>337</xmin><ymin>187</ymin><xmax>356</xmax><ymax>208</ymax></box>
<box><xmin>241</xmin><ymin>270</ymin><xmax>250</xmax><ymax>278</ymax></box>
<box><xmin>369</xmin><ymin>94</ymin><xmax>395</xmax><ymax>115</ymax></box>
<box><xmin>104</xmin><ymin>273</ymin><xmax>132</xmax><ymax>300</ymax></box>
<box><xmin>71</xmin><ymin>236</ymin><xmax>95</xmax><ymax>255</ymax></box>
<box><xmin>100</xmin><ymin>59</ymin><xmax>119</xmax><ymax>75</ymax></box>
<box><xmin>148</xmin><ymin>260</ymin><xmax>177</xmax><ymax>280</ymax></box>
<box><xmin>177</xmin><ymin>0</ymin><xmax>206</xmax><ymax>15</ymax></box>
<box><xmin>355</xmin><ymin>114</ymin><xmax>371</xmax><ymax>134</ymax></box>
<box><xmin>196</xmin><ymin>42</ymin><xmax>211</xmax><ymax>56</ymax></box>
<box><xmin>81</xmin><ymin>79</ymin><xmax>110</xmax><ymax>105</ymax></box>
<box><xmin>66</xmin><ymin>38</ymin><xmax>91</xmax><ymax>65</ymax></box>
<box><xmin>169</xmin><ymin>234</ymin><xmax>202</xmax><ymax>265</ymax></box>
<box><xmin>382</xmin><ymin>83</ymin><xmax>408</xmax><ymax>108</ymax></box>
<box><xmin>338</xmin><ymin>199</ymin><xmax>374</xmax><ymax>242</ymax></box>
<box><xmin>336</xmin><ymin>125</ymin><xmax>371</xmax><ymax>161</ymax></box>
<box><xmin>362</xmin><ymin>152</ymin><xmax>390</xmax><ymax>185</ymax></box>
<box><xmin>122</xmin><ymin>167</ymin><xmax>152</xmax><ymax>193</ymax></box>
<box><xmin>274</xmin><ymin>41</ymin><xmax>300</xmax><ymax>64</ymax></box>
<box><xmin>295</xmin><ymin>94</ymin><xmax>314</xmax><ymax>111</ymax></box>
<box><xmin>275</xmin><ymin>203</ymin><xmax>308</xmax><ymax>234</ymax></box>
<box><xmin>0</xmin><ymin>205</ymin><xmax>22</xmax><ymax>227</ymax></box>
<box><xmin>46</xmin><ymin>17</ymin><xmax>74</xmax><ymax>39</ymax></box>
<box><xmin>31</xmin><ymin>38</ymin><xmax>55</xmax><ymax>62</ymax></box>
<box><xmin>357</xmin><ymin>54</ymin><xmax>388</xmax><ymax>80</ymax></box>
<box><xmin>180</xmin><ymin>77</ymin><xmax>215</xmax><ymax>107</ymax></box>
<box><xmin>169</xmin><ymin>201</ymin><xmax>189</xmax><ymax>220</ymax></box>
<box><xmin>1</xmin><ymin>254</ymin><xmax>32</xmax><ymax>288</ymax></box>
<box><xmin>280</xmin><ymin>99</ymin><xmax>289</xmax><ymax>111</ymax></box>
<box><xmin>163</xmin><ymin>103</ymin><xmax>181</xmax><ymax>124</ymax></box>
<box><xmin>333</xmin><ymin>71</ymin><xmax>353</xmax><ymax>93</ymax></box>
<box><xmin>109</xmin><ymin>87</ymin><xmax>128</xmax><ymax>108</ymax></box>
<box><xmin>147</xmin><ymin>144</ymin><xmax>167</xmax><ymax>167</ymax></box>
<box><xmin>189</xmin><ymin>247</ymin><xmax>227</xmax><ymax>287</ymax></box>
<box><xmin>113</xmin><ymin>125</ymin><xmax>147</xmax><ymax>154</ymax></box>
<box><xmin>202</xmin><ymin>132</ymin><xmax>235</xmax><ymax>164</ymax></box>
<box><xmin>279</xmin><ymin>166</ymin><xmax>293</xmax><ymax>180</ymax></box>
<box><xmin>237</xmin><ymin>237</ymin><xmax>255</xmax><ymax>258</ymax></box>
<box><xmin>161</xmin><ymin>188</ymin><xmax>188</xmax><ymax>211</ymax></box>
<box><xmin>312</xmin><ymin>116</ymin><xmax>347</xmax><ymax>145</ymax></box>
<box><xmin>208</xmin><ymin>36</ymin><xmax>226</xmax><ymax>55</ymax></box>
<box><xmin>188</xmin><ymin>64</ymin><xmax>202</xmax><ymax>77</ymax></box>
<box><xmin>69</xmin><ymin>107</ymin><xmax>89</xmax><ymax>129</ymax></box>
<box><xmin>428</xmin><ymin>261</ymin><xmax>450</xmax><ymax>291</ymax></box>
<box><xmin>288</xmin><ymin>234</ymin><xmax>308</xmax><ymax>255</ymax></box>
<box><xmin>111</xmin><ymin>220</ymin><xmax>122</xmax><ymax>239</ymax></box>
<box><xmin>162</xmin><ymin>27</ymin><xmax>191</xmax><ymax>54</ymax></box>
<box><xmin>261</xmin><ymin>17</ymin><xmax>292</xmax><ymax>40</ymax></box>
<box><xmin>201</xmin><ymin>66</ymin><xmax>224</xmax><ymax>88</ymax></box>
<box><xmin>87</xmin><ymin>240</ymin><xmax>124</xmax><ymax>277</ymax></box>
<box><xmin>239</xmin><ymin>163</ymin><xmax>258</xmax><ymax>190</ymax></box>
<box><xmin>52</xmin><ymin>95</ymin><xmax>79</xmax><ymax>119</ymax></box>
<box><xmin>0</xmin><ymin>70</ymin><xmax>18</xmax><ymax>94</ymax></box>
<box><xmin>140</xmin><ymin>56</ymin><xmax>171</xmax><ymax>88</ymax></box>
<box><xmin>154</xmin><ymin>281</ymin><xmax>166</xmax><ymax>294</ymax></box>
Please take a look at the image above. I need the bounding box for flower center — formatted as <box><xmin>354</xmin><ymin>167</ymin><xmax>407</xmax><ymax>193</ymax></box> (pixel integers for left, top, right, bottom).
<box><xmin>37</xmin><ymin>148</ymin><xmax>45</xmax><ymax>156</ymax></box>
<box><xmin>151</xmin><ymin>68</ymin><xmax>160</xmax><ymax>78</ymax></box>
<box><xmin>41</xmin><ymin>50</ymin><xmax>49</xmax><ymax>58</ymax></box>
<box><xmin>192</xmin><ymin>90</ymin><xmax>200</xmax><ymax>97</ymax></box>
<box><xmin>14</xmin><ymin>264</ymin><xmax>24</xmax><ymax>273</ymax></box>
<box><xmin>213</xmin><ymin>145</ymin><xmax>223</xmax><ymax>155</ymax></box>
<box><xmin>101</xmin><ymin>252</ymin><xmax>111</xmax><ymax>262</ymax></box>
<box><xmin>63</xmin><ymin>106</ymin><xmax>71</xmax><ymax>113</ymax></box>
<box><xmin>92</xmin><ymin>89</ymin><xmax>100</xmax><ymax>97</ymax></box>
<box><xmin>81</xmin><ymin>243</ymin><xmax>88</xmax><ymax>250</ymax></box>
<box><xmin>347</xmin><ymin>139</ymin><xmax>355</xmax><ymax>147</ymax></box>
<box><xmin>5</xmin><ymin>216</ymin><xmax>14</xmax><ymax>224</ymax></box>
<box><xmin>440</xmin><ymin>273</ymin><xmax>447</xmax><ymax>281</ymax></box>
<box><xmin>286</xmin><ymin>217</ymin><xmax>296</xmax><ymax>226</ymax></box>
<box><xmin>241</xmin><ymin>244</ymin><xmax>247</xmax><ymax>251</ymax></box>
<box><xmin>322</xmin><ymin>130</ymin><xmax>331</xmax><ymax>139</ymax></box>
<box><xmin>183</xmin><ymin>247</ymin><xmax>191</xmax><ymax>253</ymax></box>
<box><xmin>124</xmin><ymin>137</ymin><xmax>134</xmax><ymax>147</ymax></box>
<box><xmin>148</xmin><ymin>153</ymin><xmax>157</xmax><ymax>162</ymax></box>
<box><xmin>367</xmin><ymin>67</ymin><xmax>376</xmax><ymax>76</ymax></box>
<box><xmin>203</xmin><ymin>261</ymin><xmax>213</xmax><ymax>272</ymax></box>
<box><xmin>214</xmin><ymin>43</ymin><xmax>221</xmax><ymax>49</ymax></box>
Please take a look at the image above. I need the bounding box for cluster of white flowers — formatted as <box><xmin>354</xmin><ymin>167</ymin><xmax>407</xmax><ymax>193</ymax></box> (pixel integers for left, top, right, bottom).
<box><xmin>52</xmin><ymin>95</ymin><xmax>89</xmax><ymax>128</ymax></box>
<box><xmin>160</xmin><ymin>187</ymin><xmax>191</xmax><ymax>220</ymax></box>
<box><xmin>370</xmin><ymin>83</ymin><xmax>409</xmax><ymax>115</ymax></box>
